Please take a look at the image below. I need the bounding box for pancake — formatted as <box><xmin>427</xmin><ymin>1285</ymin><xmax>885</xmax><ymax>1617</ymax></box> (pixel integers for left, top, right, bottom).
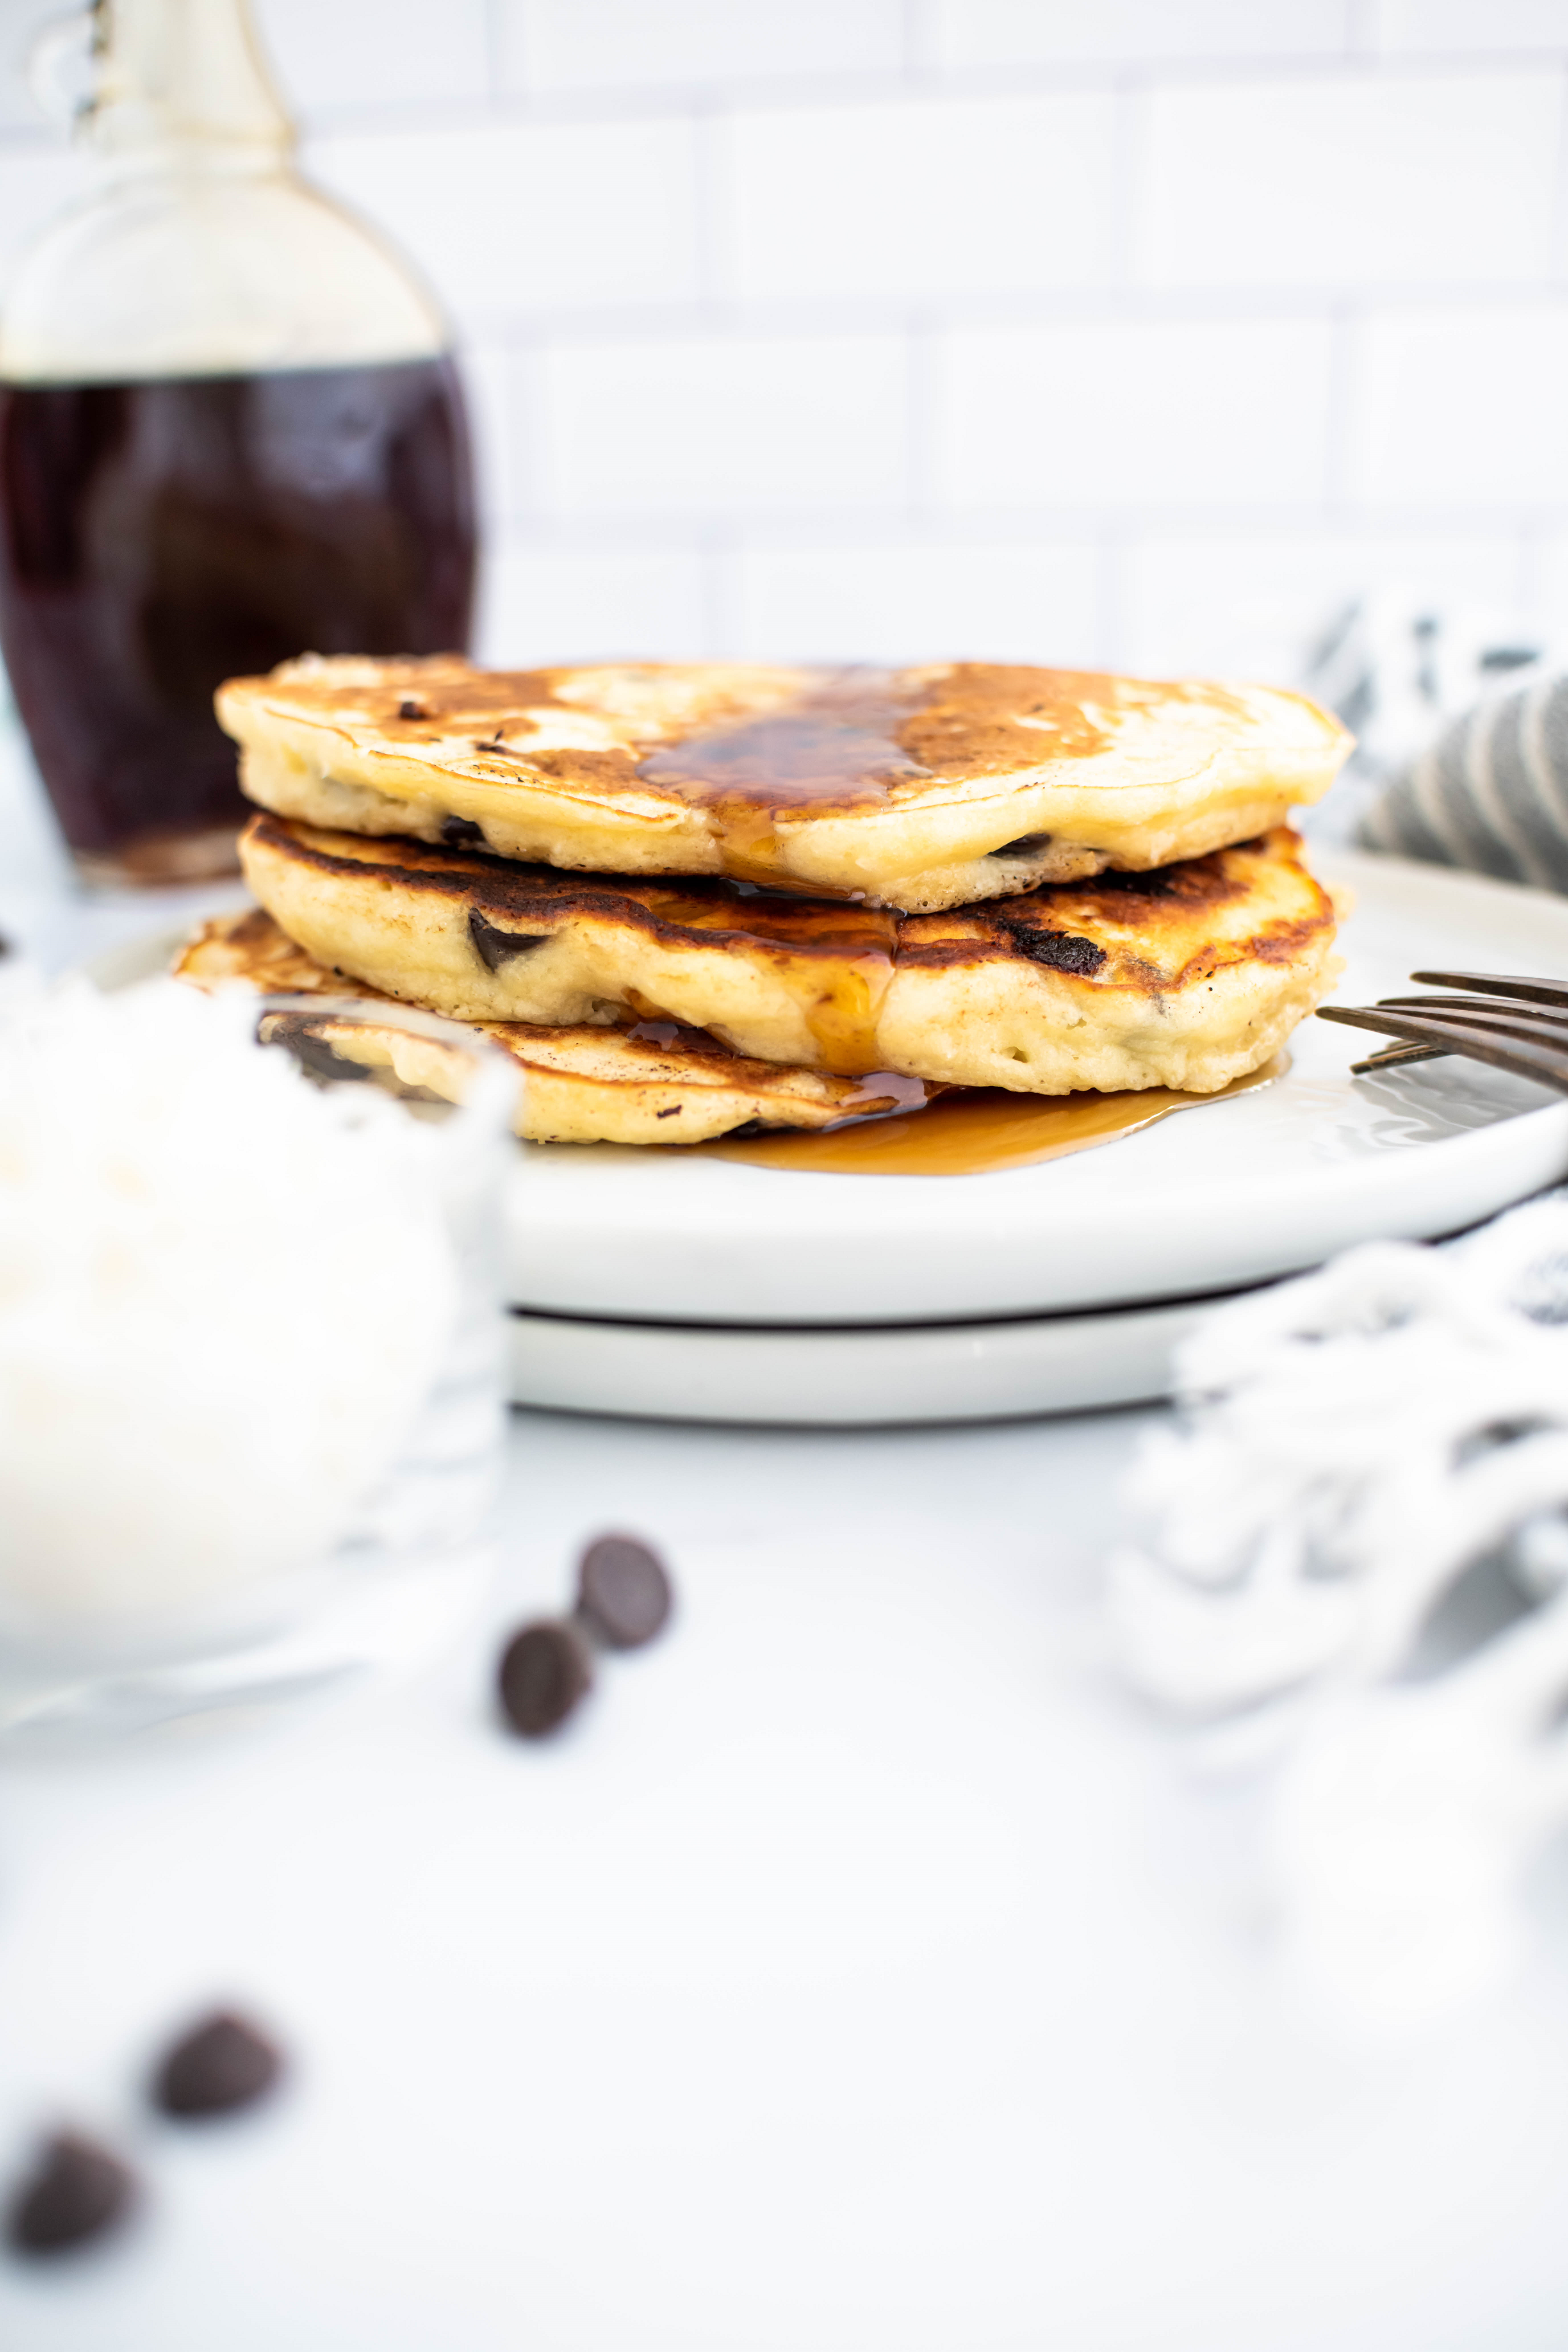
<box><xmin>217</xmin><ymin>655</ymin><xmax>1351</xmax><ymax>914</ymax></box>
<box><xmin>239</xmin><ymin>811</ymin><xmax>1340</xmax><ymax>1098</ymax></box>
<box><xmin>173</xmin><ymin>909</ymin><xmax>926</xmax><ymax>1146</ymax></box>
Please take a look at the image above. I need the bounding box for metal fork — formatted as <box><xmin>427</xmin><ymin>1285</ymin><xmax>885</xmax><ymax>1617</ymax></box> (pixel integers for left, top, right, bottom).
<box><xmin>1317</xmin><ymin>970</ymin><xmax>1568</xmax><ymax>1090</ymax></box>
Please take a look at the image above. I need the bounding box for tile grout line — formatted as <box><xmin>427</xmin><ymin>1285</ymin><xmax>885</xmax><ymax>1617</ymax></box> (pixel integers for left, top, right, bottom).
<box><xmin>701</xmin><ymin>526</ymin><xmax>740</xmax><ymax>659</ymax></box>
<box><xmin>1322</xmin><ymin>303</ymin><xmax>1360</xmax><ymax>522</ymax></box>
<box><xmin>483</xmin><ymin>0</ymin><xmax>511</xmax><ymax>103</ymax></box>
<box><xmin>690</xmin><ymin>95</ymin><xmax>728</xmax><ymax>315</ymax></box>
<box><xmin>904</xmin><ymin>314</ymin><xmax>938</xmax><ymax>527</ymax></box>
<box><xmin>1344</xmin><ymin>0</ymin><xmax>1382</xmax><ymax>61</ymax></box>
<box><xmin>329</xmin><ymin>287</ymin><xmax>1568</xmax><ymax>358</ymax></box>
<box><xmin>1108</xmin><ymin>72</ymin><xmax>1141</xmax><ymax>293</ymax></box>
<box><xmin>0</xmin><ymin>44</ymin><xmax>1544</xmax><ymax>154</ymax></box>
<box><xmin>1096</xmin><ymin>530</ymin><xmax>1127</xmax><ymax>669</ymax></box>
<box><xmin>1548</xmin><ymin>59</ymin><xmax>1568</xmax><ymax>291</ymax></box>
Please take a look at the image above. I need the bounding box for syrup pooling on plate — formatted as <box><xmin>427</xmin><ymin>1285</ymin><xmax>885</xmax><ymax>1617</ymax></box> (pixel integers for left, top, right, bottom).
<box><xmin>636</xmin><ymin>667</ymin><xmax>932</xmax><ymax>888</ymax></box>
<box><xmin>701</xmin><ymin>1056</ymin><xmax>1287</xmax><ymax>1175</ymax></box>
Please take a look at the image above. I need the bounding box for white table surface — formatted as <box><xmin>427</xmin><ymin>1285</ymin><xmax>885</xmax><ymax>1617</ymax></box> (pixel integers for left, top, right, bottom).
<box><xmin>5</xmin><ymin>730</ymin><xmax>1568</xmax><ymax>2351</ymax></box>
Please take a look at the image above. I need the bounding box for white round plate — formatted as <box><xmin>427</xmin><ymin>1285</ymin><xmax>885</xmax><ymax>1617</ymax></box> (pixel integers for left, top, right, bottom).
<box><xmin>507</xmin><ymin>849</ymin><xmax>1568</xmax><ymax>1262</ymax></box>
<box><xmin>96</xmin><ymin>851</ymin><xmax>1568</xmax><ymax>1425</ymax></box>
<box><xmin>508</xmin><ymin>848</ymin><xmax>1568</xmax><ymax>1421</ymax></box>
<box><xmin>508</xmin><ymin>1292</ymin><xmax>1227</xmax><ymax>1426</ymax></box>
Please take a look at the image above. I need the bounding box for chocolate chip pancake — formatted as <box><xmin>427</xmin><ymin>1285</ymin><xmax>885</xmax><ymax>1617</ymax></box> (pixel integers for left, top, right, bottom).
<box><xmin>174</xmin><ymin>909</ymin><xmax>927</xmax><ymax>1146</ymax></box>
<box><xmin>217</xmin><ymin>656</ymin><xmax>1351</xmax><ymax>914</ymax></box>
<box><xmin>239</xmin><ymin>811</ymin><xmax>1340</xmax><ymax>1097</ymax></box>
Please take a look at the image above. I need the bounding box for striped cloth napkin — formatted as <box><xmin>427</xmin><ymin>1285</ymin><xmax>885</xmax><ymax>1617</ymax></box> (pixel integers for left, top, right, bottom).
<box><xmin>1296</xmin><ymin>594</ymin><xmax>1568</xmax><ymax>879</ymax></box>
<box><xmin>1359</xmin><ymin>671</ymin><xmax>1568</xmax><ymax>892</ymax></box>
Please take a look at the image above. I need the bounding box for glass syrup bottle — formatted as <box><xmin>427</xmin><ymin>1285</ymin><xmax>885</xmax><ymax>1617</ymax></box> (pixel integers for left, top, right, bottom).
<box><xmin>0</xmin><ymin>0</ymin><xmax>476</xmax><ymax>886</ymax></box>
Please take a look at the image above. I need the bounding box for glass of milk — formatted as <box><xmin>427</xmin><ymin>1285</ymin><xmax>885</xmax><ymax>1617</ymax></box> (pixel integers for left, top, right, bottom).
<box><xmin>0</xmin><ymin>978</ymin><xmax>517</xmax><ymax>1738</ymax></box>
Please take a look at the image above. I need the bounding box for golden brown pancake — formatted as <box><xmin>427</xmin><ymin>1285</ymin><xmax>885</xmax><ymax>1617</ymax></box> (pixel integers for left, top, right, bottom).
<box><xmin>218</xmin><ymin>655</ymin><xmax>1351</xmax><ymax>913</ymax></box>
<box><xmin>239</xmin><ymin>811</ymin><xmax>1340</xmax><ymax>1097</ymax></box>
<box><xmin>173</xmin><ymin>909</ymin><xmax>927</xmax><ymax>1146</ymax></box>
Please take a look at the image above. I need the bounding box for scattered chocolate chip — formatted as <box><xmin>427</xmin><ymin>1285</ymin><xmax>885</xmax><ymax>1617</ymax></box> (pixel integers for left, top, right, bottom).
<box><xmin>469</xmin><ymin>909</ymin><xmax>549</xmax><ymax>971</ymax></box>
<box><xmin>498</xmin><ymin>1620</ymin><xmax>593</xmax><ymax>1737</ymax></box>
<box><xmin>576</xmin><ymin>1533</ymin><xmax>672</xmax><ymax>1650</ymax></box>
<box><xmin>7</xmin><ymin>2133</ymin><xmax>137</xmax><ymax>2256</ymax></box>
<box><xmin>153</xmin><ymin>2011</ymin><xmax>283</xmax><ymax>2121</ymax></box>
<box><xmin>397</xmin><ymin>697</ymin><xmax>426</xmax><ymax>720</ymax></box>
<box><xmin>441</xmin><ymin>815</ymin><xmax>486</xmax><ymax>847</ymax></box>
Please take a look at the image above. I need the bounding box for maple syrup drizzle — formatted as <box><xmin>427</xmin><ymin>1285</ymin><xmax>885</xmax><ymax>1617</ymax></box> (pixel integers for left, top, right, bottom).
<box><xmin>636</xmin><ymin>668</ymin><xmax>929</xmax><ymax>889</ymax></box>
<box><xmin>797</xmin><ymin>961</ymin><xmax>888</xmax><ymax>1075</ymax></box>
<box><xmin>602</xmin><ymin>875</ymin><xmax>904</xmax><ymax>1077</ymax></box>
<box><xmin>700</xmin><ymin>1056</ymin><xmax>1287</xmax><ymax>1177</ymax></box>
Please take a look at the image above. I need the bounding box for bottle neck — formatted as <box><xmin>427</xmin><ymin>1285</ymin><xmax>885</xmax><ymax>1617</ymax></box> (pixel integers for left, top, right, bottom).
<box><xmin>84</xmin><ymin>0</ymin><xmax>292</xmax><ymax>175</ymax></box>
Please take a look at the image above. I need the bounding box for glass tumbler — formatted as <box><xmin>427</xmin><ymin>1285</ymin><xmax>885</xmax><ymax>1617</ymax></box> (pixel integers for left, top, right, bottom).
<box><xmin>0</xmin><ymin>995</ymin><xmax>518</xmax><ymax>1742</ymax></box>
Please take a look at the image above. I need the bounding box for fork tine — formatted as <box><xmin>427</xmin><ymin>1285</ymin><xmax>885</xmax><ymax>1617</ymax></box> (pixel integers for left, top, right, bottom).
<box><xmin>1322</xmin><ymin>963</ymin><xmax>1568</xmax><ymax>1087</ymax></box>
<box><xmin>1373</xmin><ymin>997</ymin><xmax>1568</xmax><ymax>1044</ymax></box>
<box><xmin>1317</xmin><ymin>1006</ymin><xmax>1568</xmax><ymax>1095</ymax></box>
<box><xmin>1407</xmin><ymin>969</ymin><xmax>1568</xmax><ymax>1011</ymax></box>
<box><xmin>1351</xmin><ymin>1040</ymin><xmax>1449</xmax><ymax>1073</ymax></box>
<box><xmin>1368</xmin><ymin>1002</ymin><xmax>1568</xmax><ymax>1050</ymax></box>
<box><xmin>1379</xmin><ymin>992</ymin><xmax>1568</xmax><ymax>1030</ymax></box>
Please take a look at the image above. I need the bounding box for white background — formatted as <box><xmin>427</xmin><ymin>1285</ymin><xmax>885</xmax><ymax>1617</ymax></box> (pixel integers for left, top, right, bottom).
<box><xmin>3</xmin><ymin>0</ymin><xmax>1568</xmax><ymax>685</ymax></box>
<box><xmin>6</xmin><ymin>1406</ymin><xmax>1568</xmax><ymax>2351</ymax></box>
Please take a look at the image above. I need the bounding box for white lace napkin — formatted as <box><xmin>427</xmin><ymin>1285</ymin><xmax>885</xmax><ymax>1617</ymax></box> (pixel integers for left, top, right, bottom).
<box><xmin>1113</xmin><ymin>1194</ymin><xmax>1568</xmax><ymax>2033</ymax></box>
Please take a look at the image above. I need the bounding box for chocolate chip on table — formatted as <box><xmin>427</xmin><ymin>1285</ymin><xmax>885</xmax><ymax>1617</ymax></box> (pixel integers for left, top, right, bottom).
<box><xmin>6</xmin><ymin>2132</ymin><xmax>137</xmax><ymax>2256</ymax></box>
<box><xmin>498</xmin><ymin>1620</ymin><xmax>594</xmax><ymax>1737</ymax></box>
<box><xmin>153</xmin><ymin>2011</ymin><xmax>283</xmax><ymax>2120</ymax></box>
<box><xmin>575</xmin><ymin>1534</ymin><xmax>673</xmax><ymax>1650</ymax></box>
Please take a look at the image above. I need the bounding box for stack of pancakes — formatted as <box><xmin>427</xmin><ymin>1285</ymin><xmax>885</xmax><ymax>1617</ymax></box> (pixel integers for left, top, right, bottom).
<box><xmin>178</xmin><ymin>658</ymin><xmax>1351</xmax><ymax>1146</ymax></box>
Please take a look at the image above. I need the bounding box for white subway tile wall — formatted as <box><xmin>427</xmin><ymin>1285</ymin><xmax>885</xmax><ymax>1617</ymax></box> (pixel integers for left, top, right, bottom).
<box><xmin>722</xmin><ymin>93</ymin><xmax>1118</xmax><ymax>299</ymax></box>
<box><xmin>733</xmin><ymin>536</ymin><xmax>1107</xmax><ymax>663</ymax></box>
<box><xmin>262</xmin><ymin>0</ymin><xmax>493</xmax><ymax>115</ymax></box>
<box><xmin>1350</xmin><ymin>305</ymin><xmax>1568</xmax><ymax>505</ymax></box>
<box><xmin>926</xmin><ymin>3</ymin><xmax>1355</xmax><ymax>70</ymax></box>
<box><xmin>1131</xmin><ymin>73</ymin><xmax>1562</xmax><ymax>288</ymax></box>
<box><xmin>933</xmin><ymin>317</ymin><xmax>1336</xmax><ymax>509</ymax></box>
<box><xmin>502</xmin><ymin>2</ymin><xmax>908</xmax><ymax>94</ymax></box>
<box><xmin>2</xmin><ymin>0</ymin><xmax>1567</xmax><ymax>679</ymax></box>
<box><xmin>538</xmin><ymin>329</ymin><xmax>913</xmax><ymax>514</ymax></box>
<box><xmin>309</xmin><ymin>116</ymin><xmax>704</xmax><ymax>322</ymax></box>
<box><xmin>1119</xmin><ymin>528</ymin><xmax>1529</xmax><ymax>676</ymax></box>
<box><xmin>1369</xmin><ymin>2</ymin><xmax>1568</xmax><ymax>56</ymax></box>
